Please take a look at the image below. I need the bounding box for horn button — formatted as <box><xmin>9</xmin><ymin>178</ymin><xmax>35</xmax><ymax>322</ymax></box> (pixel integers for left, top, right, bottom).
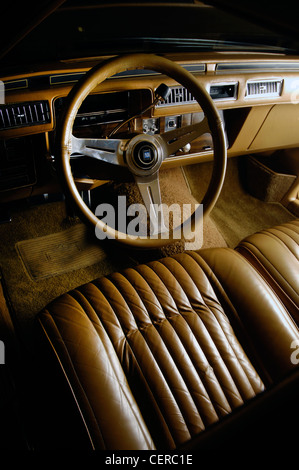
<box><xmin>134</xmin><ymin>142</ymin><xmax>157</xmax><ymax>169</ymax></box>
<box><xmin>126</xmin><ymin>134</ymin><xmax>164</xmax><ymax>177</ymax></box>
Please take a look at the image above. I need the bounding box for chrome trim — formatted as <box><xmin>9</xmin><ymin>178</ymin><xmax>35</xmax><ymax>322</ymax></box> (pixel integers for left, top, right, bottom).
<box><xmin>208</xmin><ymin>82</ymin><xmax>238</xmax><ymax>101</ymax></box>
<box><xmin>245</xmin><ymin>79</ymin><xmax>283</xmax><ymax>98</ymax></box>
<box><xmin>216</xmin><ymin>62</ymin><xmax>299</xmax><ymax>73</ymax></box>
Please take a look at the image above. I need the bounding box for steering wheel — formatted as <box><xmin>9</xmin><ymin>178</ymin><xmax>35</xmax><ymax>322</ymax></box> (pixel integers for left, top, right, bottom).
<box><xmin>58</xmin><ymin>53</ymin><xmax>227</xmax><ymax>248</ymax></box>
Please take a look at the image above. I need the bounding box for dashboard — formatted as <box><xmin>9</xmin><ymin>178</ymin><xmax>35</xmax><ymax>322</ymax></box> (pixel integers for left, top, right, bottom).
<box><xmin>1</xmin><ymin>52</ymin><xmax>299</xmax><ymax>202</ymax></box>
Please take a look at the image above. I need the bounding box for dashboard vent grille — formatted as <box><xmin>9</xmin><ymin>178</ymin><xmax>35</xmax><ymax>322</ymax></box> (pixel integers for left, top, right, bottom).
<box><xmin>0</xmin><ymin>100</ymin><xmax>50</xmax><ymax>130</ymax></box>
<box><xmin>157</xmin><ymin>83</ymin><xmax>238</xmax><ymax>107</ymax></box>
<box><xmin>157</xmin><ymin>86</ymin><xmax>196</xmax><ymax>107</ymax></box>
<box><xmin>246</xmin><ymin>80</ymin><xmax>283</xmax><ymax>98</ymax></box>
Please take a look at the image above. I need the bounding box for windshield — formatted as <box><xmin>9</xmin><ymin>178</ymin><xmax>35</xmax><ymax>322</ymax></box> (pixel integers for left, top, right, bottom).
<box><xmin>1</xmin><ymin>1</ymin><xmax>297</xmax><ymax>67</ymax></box>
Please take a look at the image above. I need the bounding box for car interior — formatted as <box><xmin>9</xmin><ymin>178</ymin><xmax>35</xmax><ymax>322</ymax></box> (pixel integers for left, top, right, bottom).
<box><xmin>0</xmin><ymin>0</ymin><xmax>299</xmax><ymax>451</ymax></box>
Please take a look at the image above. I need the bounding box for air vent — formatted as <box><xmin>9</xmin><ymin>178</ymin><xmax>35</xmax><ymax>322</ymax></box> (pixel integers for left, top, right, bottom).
<box><xmin>157</xmin><ymin>86</ymin><xmax>196</xmax><ymax>107</ymax></box>
<box><xmin>0</xmin><ymin>100</ymin><xmax>50</xmax><ymax>130</ymax></box>
<box><xmin>246</xmin><ymin>80</ymin><xmax>283</xmax><ymax>98</ymax></box>
<box><xmin>157</xmin><ymin>83</ymin><xmax>238</xmax><ymax>107</ymax></box>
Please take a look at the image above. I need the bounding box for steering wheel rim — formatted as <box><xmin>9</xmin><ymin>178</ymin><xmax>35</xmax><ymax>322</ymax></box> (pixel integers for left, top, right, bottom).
<box><xmin>58</xmin><ymin>53</ymin><xmax>227</xmax><ymax>248</ymax></box>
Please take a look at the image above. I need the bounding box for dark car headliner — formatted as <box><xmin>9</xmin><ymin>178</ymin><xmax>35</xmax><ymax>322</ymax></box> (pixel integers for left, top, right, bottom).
<box><xmin>1</xmin><ymin>0</ymin><xmax>299</xmax><ymax>64</ymax></box>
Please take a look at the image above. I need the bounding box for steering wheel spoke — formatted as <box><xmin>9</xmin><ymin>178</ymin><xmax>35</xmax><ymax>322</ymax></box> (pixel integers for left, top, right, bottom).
<box><xmin>135</xmin><ymin>173</ymin><xmax>168</xmax><ymax>235</ymax></box>
<box><xmin>71</xmin><ymin>135</ymin><xmax>128</xmax><ymax>166</ymax></box>
<box><xmin>160</xmin><ymin>116</ymin><xmax>210</xmax><ymax>156</ymax></box>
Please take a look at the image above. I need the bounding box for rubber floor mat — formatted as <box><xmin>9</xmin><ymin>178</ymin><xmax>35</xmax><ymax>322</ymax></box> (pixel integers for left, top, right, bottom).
<box><xmin>16</xmin><ymin>224</ymin><xmax>107</xmax><ymax>280</ymax></box>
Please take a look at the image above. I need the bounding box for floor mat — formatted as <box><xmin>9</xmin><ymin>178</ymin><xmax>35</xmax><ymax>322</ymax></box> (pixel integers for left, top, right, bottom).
<box><xmin>16</xmin><ymin>224</ymin><xmax>107</xmax><ymax>280</ymax></box>
<box><xmin>0</xmin><ymin>201</ymin><xmax>135</xmax><ymax>348</ymax></box>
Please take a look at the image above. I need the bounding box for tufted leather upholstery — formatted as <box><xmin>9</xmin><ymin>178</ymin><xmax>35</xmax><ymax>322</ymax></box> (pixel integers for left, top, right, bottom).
<box><xmin>237</xmin><ymin>220</ymin><xmax>299</xmax><ymax>323</ymax></box>
<box><xmin>37</xmin><ymin>248</ymin><xmax>299</xmax><ymax>450</ymax></box>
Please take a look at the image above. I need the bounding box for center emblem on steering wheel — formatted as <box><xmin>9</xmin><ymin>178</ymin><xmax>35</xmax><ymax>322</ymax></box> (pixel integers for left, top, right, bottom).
<box><xmin>134</xmin><ymin>142</ymin><xmax>157</xmax><ymax>169</ymax></box>
<box><xmin>125</xmin><ymin>133</ymin><xmax>164</xmax><ymax>177</ymax></box>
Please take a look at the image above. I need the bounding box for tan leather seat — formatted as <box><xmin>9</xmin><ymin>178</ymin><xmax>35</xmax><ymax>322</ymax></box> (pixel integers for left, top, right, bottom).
<box><xmin>36</xmin><ymin>247</ymin><xmax>299</xmax><ymax>450</ymax></box>
<box><xmin>237</xmin><ymin>220</ymin><xmax>299</xmax><ymax>323</ymax></box>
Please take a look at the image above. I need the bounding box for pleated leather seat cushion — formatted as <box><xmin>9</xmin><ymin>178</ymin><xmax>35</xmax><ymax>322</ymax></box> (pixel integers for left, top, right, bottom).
<box><xmin>237</xmin><ymin>219</ymin><xmax>299</xmax><ymax>322</ymax></box>
<box><xmin>38</xmin><ymin>249</ymin><xmax>299</xmax><ymax>450</ymax></box>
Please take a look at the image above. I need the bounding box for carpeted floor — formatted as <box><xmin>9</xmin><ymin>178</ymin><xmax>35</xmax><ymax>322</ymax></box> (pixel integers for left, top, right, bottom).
<box><xmin>97</xmin><ymin>166</ymin><xmax>227</xmax><ymax>252</ymax></box>
<box><xmin>183</xmin><ymin>156</ymin><xmax>295</xmax><ymax>248</ymax></box>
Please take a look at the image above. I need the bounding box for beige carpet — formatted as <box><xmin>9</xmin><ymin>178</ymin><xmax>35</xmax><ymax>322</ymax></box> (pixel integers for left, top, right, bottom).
<box><xmin>183</xmin><ymin>156</ymin><xmax>295</xmax><ymax>248</ymax></box>
<box><xmin>160</xmin><ymin>167</ymin><xmax>227</xmax><ymax>250</ymax></box>
<box><xmin>244</xmin><ymin>155</ymin><xmax>296</xmax><ymax>203</ymax></box>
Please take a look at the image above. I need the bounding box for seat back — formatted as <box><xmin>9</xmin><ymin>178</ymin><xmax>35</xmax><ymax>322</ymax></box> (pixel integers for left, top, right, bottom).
<box><xmin>237</xmin><ymin>220</ymin><xmax>299</xmax><ymax>322</ymax></box>
<box><xmin>37</xmin><ymin>250</ymin><xmax>299</xmax><ymax>450</ymax></box>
